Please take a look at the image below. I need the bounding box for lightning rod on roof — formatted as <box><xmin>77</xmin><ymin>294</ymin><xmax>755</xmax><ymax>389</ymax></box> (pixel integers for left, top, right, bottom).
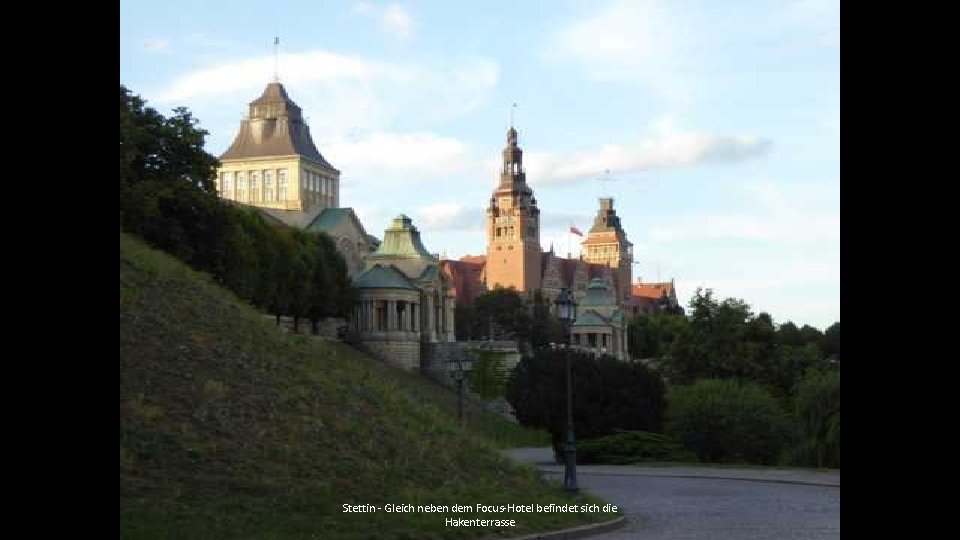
<box><xmin>273</xmin><ymin>36</ymin><xmax>280</xmax><ymax>82</ymax></box>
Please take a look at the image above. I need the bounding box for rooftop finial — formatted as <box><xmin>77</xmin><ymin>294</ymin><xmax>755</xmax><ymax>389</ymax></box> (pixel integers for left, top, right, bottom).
<box><xmin>273</xmin><ymin>36</ymin><xmax>280</xmax><ymax>82</ymax></box>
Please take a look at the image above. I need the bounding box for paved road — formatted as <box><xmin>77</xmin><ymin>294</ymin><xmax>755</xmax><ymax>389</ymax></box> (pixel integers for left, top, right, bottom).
<box><xmin>505</xmin><ymin>448</ymin><xmax>840</xmax><ymax>540</ymax></box>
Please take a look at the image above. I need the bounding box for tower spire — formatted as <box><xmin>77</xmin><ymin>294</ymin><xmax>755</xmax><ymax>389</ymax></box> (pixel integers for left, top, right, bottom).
<box><xmin>273</xmin><ymin>36</ymin><xmax>280</xmax><ymax>82</ymax></box>
<box><xmin>510</xmin><ymin>102</ymin><xmax>517</xmax><ymax>129</ymax></box>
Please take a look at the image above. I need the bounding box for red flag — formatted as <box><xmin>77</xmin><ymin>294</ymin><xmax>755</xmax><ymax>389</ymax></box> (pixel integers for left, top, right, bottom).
<box><xmin>570</xmin><ymin>226</ymin><xmax>583</xmax><ymax>237</ymax></box>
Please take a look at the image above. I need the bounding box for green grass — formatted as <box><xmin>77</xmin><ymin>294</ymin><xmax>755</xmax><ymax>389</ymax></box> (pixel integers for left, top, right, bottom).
<box><xmin>120</xmin><ymin>233</ymin><xmax>611</xmax><ymax>539</ymax></box>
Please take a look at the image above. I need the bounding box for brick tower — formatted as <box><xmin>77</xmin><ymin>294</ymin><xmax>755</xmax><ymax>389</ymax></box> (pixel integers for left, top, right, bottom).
<box><xmin>484</xmin><ymin>126</ymin><xmax>542</xmax><ymax>294</ymax></box>
<box><xmin>581</xmin><ymin>198</ymin><xmax>634</xmax><ymax>304</ymax></box>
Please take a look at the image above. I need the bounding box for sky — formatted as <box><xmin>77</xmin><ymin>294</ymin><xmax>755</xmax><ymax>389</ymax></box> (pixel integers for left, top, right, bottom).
<box><xmin>120</xmin><ymin>0</ymin><xmax>840</xmax><ymax>330</ymax></box>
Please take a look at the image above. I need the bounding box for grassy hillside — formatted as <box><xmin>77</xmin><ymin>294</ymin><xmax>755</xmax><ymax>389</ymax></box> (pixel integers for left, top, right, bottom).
<box><xmin>120</xmin><ymin>233</ymin><xmax>610</xmax><ymax>539</ymax></box>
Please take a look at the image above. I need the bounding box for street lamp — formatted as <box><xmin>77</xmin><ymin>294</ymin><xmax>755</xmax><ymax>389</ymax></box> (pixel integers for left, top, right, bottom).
<box><xmin>448</xmin><ymin>357</ymin><xmax>473</xmax><ymax>424</ymax></box>
<box><xmin>554</xmin><ymin>288</ymin><xmax>579</xmax><ymax>493</ymax></box>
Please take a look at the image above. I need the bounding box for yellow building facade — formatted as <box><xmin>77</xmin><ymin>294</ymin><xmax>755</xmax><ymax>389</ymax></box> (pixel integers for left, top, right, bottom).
<box><xmin>215</xmin><ymin>82</ymin><xmax>339</xmax><ymax>213</ymax></box>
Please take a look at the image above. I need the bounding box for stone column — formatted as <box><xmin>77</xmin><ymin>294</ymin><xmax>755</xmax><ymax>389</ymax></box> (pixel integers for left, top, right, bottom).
<box><xmin>367</xmin><ymin>300</ymin><xmax>375</xmax><ymax>333</ymax></box>
<box><xmin>444</xmin><ymin>297</ymin><xmax>455</xmax><ymax>341</ymax></box>
<box><xmin>426</xmin><ymin>295</ymin><xmax>435</xmax><ymax>342</ymax></box>
<box><xmin>387</xmin><ymin>300</ymin><xmax>395</xmax><ymax>332</ymax></box>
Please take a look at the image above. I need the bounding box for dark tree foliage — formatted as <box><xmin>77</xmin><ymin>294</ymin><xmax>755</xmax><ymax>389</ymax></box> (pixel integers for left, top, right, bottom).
<box><xmin>506</xmin><ymin>348</ymin><xmax>666</xmax><ymax>458</ymax></box>
<box><xmin>529</xmin><ymin>290</ymin><xmax>565</xmax><ymax>352</ymax></box>
<box><xmin>455</xmin><ymin>288</ymin><xmax>563</xmax><ymax>351</ymax></box>
<box><xmin>120</xmin><ymin>84</ymin><xmax>354</xmax><ymax>323</ymax></box>
<box><xmin>661</xmin><ymin>288</ymin><xmax>834</xmax><ymax>398</ymax></box>
<box><xmin>666</xmin><ymin>379</ymin><xmax>790</xmax><ymax>465</ymax></box>
<box><xmin>789</xmin><ymin>368</ymin><xmax>840</xmax><ymax>468</ymax></box>
<box><xmin>823</xmin><ymin>321</ymin><xmax>840</xmax><ymax>360</ymax></box>
<box><xmin>627</xmin><ymin>312</ymin><xmax>688</xmax><ymax>360</ymax></box>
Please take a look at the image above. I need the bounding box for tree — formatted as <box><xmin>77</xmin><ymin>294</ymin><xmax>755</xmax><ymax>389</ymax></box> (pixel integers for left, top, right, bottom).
<box><xmin>628</xmin><ymin>312</ymin><xmax>689</xmax><ymax>360</ymax></box>
<box><xmin>473</xmin><ymin>287</ymin><xmax>531</xmax><ymax>342</ymax></box>
<box><xmin>529</xmin><ymin>290</ymin><xmax>565</xmax><ymax>352</ymax></box>
<box><xmin>120</xmin><ymin>85</ymin><xmax>228</xmax><ymax>277</ymax></box>
<box><xmin>506</xmin><ymin>348</ymin><xmax>666</xmax><ymax>458</ymax></box>
<box><xmin>468</xmin><ymin>349</ymin><xmax>509</xmax><ymax>400</ymax></box>
<box><xmin>789</xmin><ymin>368</ymin><xmax>840</xmax><ymax>468</ymax></box>
<box><xmin>666</xmin><ymin>379</ymin><xmax>790</xmax><ymax>465</ymax></box>
<box><xmin>823</xmin><ymin>321</ymin><xmax>840</xmax><ymax>361</ymax></box>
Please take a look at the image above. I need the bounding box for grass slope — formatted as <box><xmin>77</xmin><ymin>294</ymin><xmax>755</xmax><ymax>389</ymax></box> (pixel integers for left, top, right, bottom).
<box><xmin>120</xmin><ymin>233</ymin><xmax>610</xmax><ymax>539</ymax></box>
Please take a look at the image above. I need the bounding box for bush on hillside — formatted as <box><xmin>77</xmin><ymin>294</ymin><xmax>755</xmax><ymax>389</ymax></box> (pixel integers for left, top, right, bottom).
<box><xmin>578</xmin><ymin>431</ymin><xmax>696</xmax><ymax>465</ymax></box>
<box><xmin>666</xmin><ymin>378</ymin><xmax>790</xmax><ymax>465</ymax></box>
<box><xmin>507</xmin><ymin>349</ymin><xmax>666</xmax><ymax>461</ymax></box>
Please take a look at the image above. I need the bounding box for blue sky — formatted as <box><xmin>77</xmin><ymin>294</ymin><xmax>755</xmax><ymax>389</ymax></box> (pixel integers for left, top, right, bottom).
<box><xmin>120</xmin><ymin>0</ymin><xmax>840</xmax><ymax>329</ymax></box>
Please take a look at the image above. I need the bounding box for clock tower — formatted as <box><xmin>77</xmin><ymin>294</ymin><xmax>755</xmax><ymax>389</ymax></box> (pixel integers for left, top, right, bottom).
<box><xmin>484</xmin><ymin>127</ymin><xmax>542</xmax><ymax>294</ymax></box>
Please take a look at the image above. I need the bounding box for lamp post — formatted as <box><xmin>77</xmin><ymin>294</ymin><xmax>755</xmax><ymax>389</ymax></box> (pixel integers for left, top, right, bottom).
<box><xmin>554</xmin><ymin>288</ymin><xmax>579</xmax><ymax>493</ymax></box>
<box><xmin>448</xmin><ymin>357</ymin><xmax>473</xmax><ymax>424</ymax></box>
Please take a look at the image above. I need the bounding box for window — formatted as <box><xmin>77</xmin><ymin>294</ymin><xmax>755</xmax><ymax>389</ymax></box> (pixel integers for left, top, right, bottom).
<box><xmin>278</xmin><ymin>170</ymin><xmax>288</xmax><ymax>202</ymax></box>
<box><xmin>237</xmin><ymin>175</ymin><xmax>247</xmax><ymax>202</ymax></box>
<box><xmin>223</xmin><ymin>172</ymin><xmax>233</xmax><ymax>196</ymax></box>
<box><xmin>264</xmin><ymin>171</ymin><xmax>274</xmax><ymax>201</ymax></box>
<box><xmin>249</xmin><ymin>176</ymin><xmax>259</xmax><ymax>203</ymax></box>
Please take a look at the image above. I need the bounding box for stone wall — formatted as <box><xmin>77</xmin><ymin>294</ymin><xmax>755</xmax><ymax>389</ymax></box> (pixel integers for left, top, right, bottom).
<box><xmin>422</xmin><ymin>340</ymin><xmax>521</xmax><ymax>417</ymax></box>
<box><xmin>361</xmin><ymin>339</ymin><xmax>420</xmax><ymax>372</ymax></box>
<box><xmin>272</xmin><ymin>316</ymin><xmax>347</xmax><ymax>340</ymax></box>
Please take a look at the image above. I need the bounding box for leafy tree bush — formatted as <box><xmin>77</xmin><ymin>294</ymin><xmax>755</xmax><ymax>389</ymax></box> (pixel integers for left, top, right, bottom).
<box><xmin>666</xmin><ymin>379</ymin><xmax>790</xmax><ymax>465</ymax></box>
<box><xmin>468</xmin><ymin>349</ymin><xmax>509</xmax><ymax>400</ymax></box>
<box><xmin>506</xmin><ymin>348</ymin><xmax>666</xmax><ymax>459</ymax></box>
<box><xmin>628</xmin><ymin>312</ymin><xmax>689</xmax><ymax>360</ymax></box>
<box><xmin>578</xmin><ymin>431</ymin><xmax>696</xmax><ymax>465</ymax></box>
<box><xmin>787</xmin><ymin>368</ymin><xmax>840</xmax><ymax>468</ymax></box>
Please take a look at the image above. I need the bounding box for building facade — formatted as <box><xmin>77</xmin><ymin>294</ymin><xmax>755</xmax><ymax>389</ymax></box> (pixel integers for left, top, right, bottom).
<box><xmin>216</xmin><ymin>82</ymin><xmax>340</xmax><ymax>216</ymax></box>
<box><xmin>484</xmin><ymin>127</ymin><xmax>542</xmax><ymax>294</ymax></box>
<box><xmin>443</xmin><ymin>126</ymin><xmax>682</xmax><ymax>361</ymax></box>
<box><xmin>349</xmin><ymin>215</ymin><xmax>457</xmax><ymax>372</ymax></box>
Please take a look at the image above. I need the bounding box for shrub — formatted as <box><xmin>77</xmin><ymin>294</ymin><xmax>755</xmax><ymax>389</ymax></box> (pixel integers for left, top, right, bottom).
<box><xmin>786</xmin><ymin>368</ymin><xmax>840</xmax><ymax>468</ymax></box>
<box><xmin>666</xmin><ymin>379</ymin><xmax>790</xmax><ymax>465</ymax></box>
<box><xmin>578</xmin><ymin>431</ymin><xmax>696</xmax><ymax>465</ymax></box>
<box><xmin>506</xmin><ymin>349</ymin><xmax>667</xmax><ymax>461</ymax></box>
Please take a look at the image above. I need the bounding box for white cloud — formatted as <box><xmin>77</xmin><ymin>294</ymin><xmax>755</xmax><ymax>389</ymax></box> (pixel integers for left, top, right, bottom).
<box><xmin>526</xmin><ymin>117</ymin><xmax>771</xmax><ymax>185</ymax></box>
<box><xmin>415</xmin><ymin>203</ymin><xmax>482</xmax><ymax>231</ymax></box>
<box><xmin>154</xmin><ymin>50</ymin><xmax>401</xmax><ymax>103</ymax></box>
<box><xmin>151</xmin><ymin>49</ymin><xmax>499</xmax><ymax>157</ymax></box>
<box><xmin>547</xmin><ymin>0</ymin><xmax>690</xmax><ymax>99</ymax></box>
<box><xmin>382</xmin><ymin>4</ymin><xmax>414</xmax><ymax>40</ymax></box>
<box><xmin>328</xmin><ymin>131</ymin><xmax>473</xmax><ymax>187</ymax></box>
<box><xmin>352</xmin><ymin>2</ymin><xmax>415</xmax><ymax>40</ymax></box>
<box><xmin>646</xmin><ymin>179</ymin><xmax>838</xmax><ymax>245</ymax></box>
<box><xmin>144</xmin><ymin>38</ymin><xmax>171</xmax><ymax>53</ymax></box>
<box><xmin>153</xmin><ymin>49</ymin><xmax>497</xmax><ymax>130</ymax></box>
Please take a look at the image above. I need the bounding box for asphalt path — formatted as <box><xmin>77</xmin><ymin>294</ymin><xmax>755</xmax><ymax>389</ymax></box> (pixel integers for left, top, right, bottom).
<box><xmin>505</xmin><ymin>448</ymin><xmax>840</xmax><ymax>540</ymax></box>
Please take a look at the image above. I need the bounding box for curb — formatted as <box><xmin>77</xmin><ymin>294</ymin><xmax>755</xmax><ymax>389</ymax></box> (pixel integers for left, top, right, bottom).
<box><xmin>537</xmin><ymin>467</ymin><xmax>839</xmax><ymax>488</ymax></box>
<box><xmin>507</xmin><ymin>515</ymin><xmax>627</xmax><ymax>540</ymax></box>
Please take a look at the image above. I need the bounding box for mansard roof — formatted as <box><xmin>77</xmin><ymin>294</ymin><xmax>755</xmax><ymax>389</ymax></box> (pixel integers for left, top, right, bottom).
<box><xmin>220</xmin><ymin>82</ymin><xmax>336</xmax><ymax>170</ymax></box>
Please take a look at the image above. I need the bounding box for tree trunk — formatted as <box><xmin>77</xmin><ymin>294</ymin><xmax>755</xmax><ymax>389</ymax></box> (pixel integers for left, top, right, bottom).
<box><xmin>293</xmin><ymin>315</ymin><xmax>300</xmax><ymax>332</ymax></box>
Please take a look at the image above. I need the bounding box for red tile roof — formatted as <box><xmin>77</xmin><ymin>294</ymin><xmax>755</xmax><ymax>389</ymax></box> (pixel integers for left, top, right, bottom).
<box><xmin>632</xmin><ymin>282</ymin><xmax>674</xmax><ymax>300</ymax></box>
